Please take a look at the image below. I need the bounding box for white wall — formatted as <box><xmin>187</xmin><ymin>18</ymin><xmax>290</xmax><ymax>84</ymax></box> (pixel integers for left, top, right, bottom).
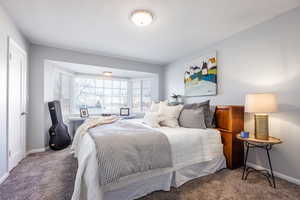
<box><xmin>164</xmin><ymin>7</ymin><xmax>300</xmax><ymax>181</ymax></box>
<box><xmin>28</xmin><ymin>44</ymin><xmax>164</xmax><ymax>151</ymax></box>
<box><xmin>0</xmin><ymin>4</ymin><xmax>28</xmax><ymax>181</ymax></box>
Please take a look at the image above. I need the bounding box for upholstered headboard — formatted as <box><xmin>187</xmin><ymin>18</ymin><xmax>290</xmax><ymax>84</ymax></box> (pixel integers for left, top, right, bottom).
<box><xmin>215</xmin><ymin>106</ymin><xmax>244</xmax><ymax>169</ymax></box>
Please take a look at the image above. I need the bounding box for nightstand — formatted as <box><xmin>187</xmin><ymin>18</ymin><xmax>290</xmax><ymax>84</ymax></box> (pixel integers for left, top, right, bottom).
<box><xmin>236</xmin><ymin>135</ymin><xmax>282</xmax><ymax>188</ymax></box>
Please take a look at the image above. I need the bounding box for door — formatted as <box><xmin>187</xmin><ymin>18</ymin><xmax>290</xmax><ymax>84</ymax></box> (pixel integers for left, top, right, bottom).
<box><xmin>8</xmin><ymin>38</ymin><xmax>27</xmax><ymax>171</ymax></box>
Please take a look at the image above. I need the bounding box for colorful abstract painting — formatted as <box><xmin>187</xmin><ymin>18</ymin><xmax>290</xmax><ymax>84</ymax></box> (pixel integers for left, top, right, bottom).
<box><xmin>184</xmin><ymin>52</ymin><xmax>217</xmax><ymax>96</ymax></box>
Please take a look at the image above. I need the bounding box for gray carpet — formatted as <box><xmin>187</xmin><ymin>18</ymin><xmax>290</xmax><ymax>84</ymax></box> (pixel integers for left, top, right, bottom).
<box><xmin>0</xmin><ymin>149</ymin><xmax>299</xmax><ymax>200</ymax></box>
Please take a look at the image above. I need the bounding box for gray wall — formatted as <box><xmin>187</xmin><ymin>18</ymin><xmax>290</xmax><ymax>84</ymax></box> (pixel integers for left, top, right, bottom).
<box><xmin>28</xmin><ymin>44</ymin><xmax>164</xmax><ymax>151</ymax></box>
<box><xmin>164</xmin><ymin>7</ymin><xmax>300</xmax><ymax>181</ymax></box>
<box><xmin>0</xmin><ymin>4</ymin><xmax>28</xmax><ymax>179</ymax></box>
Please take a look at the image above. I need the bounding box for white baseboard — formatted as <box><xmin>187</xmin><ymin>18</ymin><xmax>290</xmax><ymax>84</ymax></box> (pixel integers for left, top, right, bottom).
<box><xmin>0</xmin><ymin>172</ymin><xmax>9</xmax><ymax>185</ymax></box>
<box><xmin>26</xmin><ymin>146</ymin><xmax>49</xmax><ymax>156</ymax></box>
<box><xmin>247</xmin><ymin>162</ymin><xmax>300</xmax><ymax>185</ymax></box>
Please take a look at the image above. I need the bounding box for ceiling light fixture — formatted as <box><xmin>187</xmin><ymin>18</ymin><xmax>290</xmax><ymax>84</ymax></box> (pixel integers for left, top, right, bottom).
<box><xmin>131</xmin><ymin>10</ymin><xmax>153</xmax><ymax>27</ymax></box>
<box><xmin>103</xmin><ymin>71</ymin><xmax>112</xmax><ymax>76</ymax></box>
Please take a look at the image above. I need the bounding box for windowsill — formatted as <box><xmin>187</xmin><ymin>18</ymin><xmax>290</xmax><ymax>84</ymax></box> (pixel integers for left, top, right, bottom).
<box><xmin>67</xmin><ymin>112</ymin><xmax>145</xmax><ymax>119</ymax></box>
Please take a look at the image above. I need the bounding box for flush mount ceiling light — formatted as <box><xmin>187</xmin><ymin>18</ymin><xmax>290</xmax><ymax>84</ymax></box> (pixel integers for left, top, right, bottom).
<box><xmin>103</xmin><ymin>71</ymin><xmax>112</xmax><ymax>76</ymax></box>
<box><xmin>131</xmin><ymin>10</ymin><xmax>153</xmax><ymax>27</ymax></box>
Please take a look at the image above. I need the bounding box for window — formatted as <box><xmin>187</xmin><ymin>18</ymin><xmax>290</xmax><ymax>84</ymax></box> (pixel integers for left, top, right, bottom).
<box><xmin>132</xmin><ymin>80</ymin><xmax>141</xmax><ymax>113</ymax></box>
<box><xmin>73</xmin><ymin>77</ymin><xmax>128</xmax><ymax>114</ymax></box>
<box><xmin>132</xmin><ymin>79</ymin><xmax>152</xmax><ymax>113</ymax></box>
<box><xmin>70</xmin><ymin>76</ymin><xmax>153</xmax><ymax>115</ymax></box>
<box><xmin>52</xmin><ymin>70</ymin><xmax>72</xmax><ymax>121</ymax></box>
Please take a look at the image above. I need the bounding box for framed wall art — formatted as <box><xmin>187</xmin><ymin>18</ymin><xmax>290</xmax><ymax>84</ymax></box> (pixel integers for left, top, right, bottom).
<box><xmin>184</xmin><ymin>52</ymin><xmax>217</xmax><ymax>96</ymax></box>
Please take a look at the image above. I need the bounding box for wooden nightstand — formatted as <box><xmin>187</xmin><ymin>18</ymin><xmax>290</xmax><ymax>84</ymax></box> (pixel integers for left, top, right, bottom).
<box><xmin>236</xmin><ymin>135</ymin><xmax>282</xmax><ymax>188</ymax></box>
<box><xmin>215</xmin><ymin>106</ymin><xmax>245</xmax><ymax>169</ymax></box>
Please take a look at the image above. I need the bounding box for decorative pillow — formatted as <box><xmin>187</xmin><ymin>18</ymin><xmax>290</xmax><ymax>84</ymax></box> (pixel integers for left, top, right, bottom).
<box><xmin>179</xmin><ymin>107</ymin><xmax>206</xmax><ymax>129</ymax></box>
<box><xmin>159</xmin><ymin>104</ymin><xmax>183</xmax><ymax>128</ymax></box>
<box><xmin>150</xmin><ymin>101</ymin><xmax>167</xmax><ymax>112</ymax></box>
<box><xmin>208</xmin><ymin>105</ymin><xmax>216</xmax><ymax>128</ymax></box>
<box><xmin>143</xmin><ymin>112</ymin><xmax>162</xmax><ymax>128</ymax></box>
<box><xmin>182</xmin><ymin>100</ymin><xmax>211</xmax><ymax>127</ymax></box>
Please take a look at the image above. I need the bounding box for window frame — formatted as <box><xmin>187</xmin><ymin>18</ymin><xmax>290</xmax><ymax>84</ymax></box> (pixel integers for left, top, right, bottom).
<box><xmin>72</xmin><ymin>74</ymin><xmax>130</xmax><ymax>115</ymax></box>
<box><xmin>131</xmin><ymin>78</ymin><xmax>153</xmax><ymax>113</ymax></box>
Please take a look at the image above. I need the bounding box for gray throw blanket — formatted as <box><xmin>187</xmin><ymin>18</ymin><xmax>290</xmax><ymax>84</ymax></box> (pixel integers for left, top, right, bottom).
<box><xmin>89</xmin><ymin>120</ymin><xmax>173</xmax><ymax>186</ymax></box>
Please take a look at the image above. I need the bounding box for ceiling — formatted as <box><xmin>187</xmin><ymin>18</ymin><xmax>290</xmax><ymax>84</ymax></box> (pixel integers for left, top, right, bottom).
<box><xmin>49</xmin><ymin>60</ymin><xmax>156</xmax><ymax>78</ymax></box>
<box><xmin>1</xmin><ymin>0</ymin><xmax>300</xmax><ymax>65</ymax></box>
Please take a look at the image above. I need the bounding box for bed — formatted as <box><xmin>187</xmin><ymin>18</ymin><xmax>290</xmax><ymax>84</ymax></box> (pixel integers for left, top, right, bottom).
<box><xmin>71</xmin><ymin>105</ymin><xmax>244</xmax><ymax>200</ymax></box>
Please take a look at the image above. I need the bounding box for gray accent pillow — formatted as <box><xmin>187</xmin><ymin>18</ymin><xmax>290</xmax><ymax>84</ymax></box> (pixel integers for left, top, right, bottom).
<box><xmin>182</xmin><ymin>100</ymin><xmax>210</xmax><ymax>127</ymax></box>
<box><xmin>208</xmin><ymin>105</ymin><xmax>216</xmax><ymax>128</ymax></box>
<box><xmin>179</xmin><ymin>107</ymin><xmax>206</xmax><ymax>129</ymax></box>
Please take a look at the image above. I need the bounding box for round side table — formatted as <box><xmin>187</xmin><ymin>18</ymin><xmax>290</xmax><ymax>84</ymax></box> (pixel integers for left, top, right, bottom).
<box><xmin>236</xmin><ymin>135</ymin><xmax>282</xmax><ymax>188</ymax></box>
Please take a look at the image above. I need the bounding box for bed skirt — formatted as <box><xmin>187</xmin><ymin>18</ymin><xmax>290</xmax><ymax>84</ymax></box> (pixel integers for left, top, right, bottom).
<box><xmin>102</xmin><ymin>155</ymin><xmax>226</xmax><ymax>200</ymax></box>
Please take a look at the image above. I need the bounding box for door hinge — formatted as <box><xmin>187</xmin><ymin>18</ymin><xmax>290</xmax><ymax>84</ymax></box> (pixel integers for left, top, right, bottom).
<box><xmin>9</xmin><ymin>53</ymin><xmax>12</xmax><ymax>60</ymax></box>
<box><xmin>8</xmin><ymin>150</ymin><xmax>11</xmax><ymax>157</ymax></box>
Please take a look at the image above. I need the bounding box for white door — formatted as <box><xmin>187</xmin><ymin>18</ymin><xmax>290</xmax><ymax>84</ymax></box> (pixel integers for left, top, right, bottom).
<box><xmin>8</xmin><ymin>38</ymin><xmax>27</xmax><ymax>171</ymax></box>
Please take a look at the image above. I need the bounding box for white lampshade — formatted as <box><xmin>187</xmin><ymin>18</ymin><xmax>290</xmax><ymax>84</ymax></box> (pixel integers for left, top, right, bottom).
<box><xmin>245</xmin><ymin>93</ymin><xmax>277</xmax><ymax>113</ymax></box>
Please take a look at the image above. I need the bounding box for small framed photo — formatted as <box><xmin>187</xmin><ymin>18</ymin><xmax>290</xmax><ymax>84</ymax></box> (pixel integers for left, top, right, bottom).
<box><xmin>120</xmin><ymin>108</ymin><xmax>130</xmax><ymax>116</ymax></box>
<box><xmin>80</xmin><ymin>108</ymin><xmax>89</xmax><ymax>118</ymax></box>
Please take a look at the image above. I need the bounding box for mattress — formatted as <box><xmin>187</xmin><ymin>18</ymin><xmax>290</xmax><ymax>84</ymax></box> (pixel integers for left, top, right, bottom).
<box><xmin>71</xmin><ymin>119</ymin><xmax>225</xmax><ymax>200</ymax></box>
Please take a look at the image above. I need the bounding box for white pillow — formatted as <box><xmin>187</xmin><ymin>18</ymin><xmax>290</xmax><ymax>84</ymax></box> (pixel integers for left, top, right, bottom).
<box><xmin>150</xmin><ymin>101</ymin><xmax>167</xmax><ymax>112</ymax></box>
<box><xmin>143</xmin><ymin>112</ymin><xmax>162</xmax><ymax>128</ymax></box>
<box><xmin>159</xmin><ymin>104</ymin><xmax>183</xmax><ymax>128</ymax></box>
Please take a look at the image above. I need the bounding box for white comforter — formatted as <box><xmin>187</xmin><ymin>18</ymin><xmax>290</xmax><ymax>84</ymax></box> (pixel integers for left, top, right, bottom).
<box><xmin>71</xmin><ymin>120</ymin><xmax>223</xmax><ymax>200</ymax></box>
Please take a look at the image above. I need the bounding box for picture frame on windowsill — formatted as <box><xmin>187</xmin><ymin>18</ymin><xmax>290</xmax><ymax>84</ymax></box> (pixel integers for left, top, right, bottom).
<box><xmin>80</xmin><ymin>108</ymin><xmax>89</xmax><ymax>118</ymax></box>
<box><xmin>120</xmin><ymin>108</ymin><xmax>130</xmax><ymax>116</ymax></box>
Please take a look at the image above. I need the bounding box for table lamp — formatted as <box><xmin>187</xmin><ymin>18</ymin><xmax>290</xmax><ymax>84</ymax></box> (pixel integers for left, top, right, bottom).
<box><xmin>245</xmin><ymin>93</ymin><xmax>277</xmax><ymax>140</ymax></box>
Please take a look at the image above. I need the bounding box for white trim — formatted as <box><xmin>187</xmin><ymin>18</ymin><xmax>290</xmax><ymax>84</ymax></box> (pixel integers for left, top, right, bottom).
<box><xmin>247</xmin><ymin>162</ymin><xmax>300</xmax><ymax>185</ymax></box>
<box><xmin>8</xmin><ymin>38</ymin><xmax>27</xmax><ymax>56</ymax></box>
<box><xmin>75</xmin><ymin>72</ymin><xmax>130</xmax><ymax>80</ymax></box>
<box><xmin>0</xmin><ymin>172</ymin><xmax>9</xmax><ymax>185</ymax></box>
<box><xmin>26</xmin><ymin>147</ymin><xmax>47</xmax><ymax>156</ymax></box>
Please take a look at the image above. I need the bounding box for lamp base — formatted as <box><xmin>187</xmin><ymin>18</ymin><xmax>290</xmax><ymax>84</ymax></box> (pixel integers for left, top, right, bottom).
<box><xmin>254</xmin><ymin>114</ymin><xmax>269</xmax><ymax>140</ymax></box>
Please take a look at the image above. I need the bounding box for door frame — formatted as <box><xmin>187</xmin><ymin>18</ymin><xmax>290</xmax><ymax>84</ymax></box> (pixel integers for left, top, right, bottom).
<box><xmin>7</xmin><ymin>37</ymin><xmax>28</xmax><ymax>171</ymax></box>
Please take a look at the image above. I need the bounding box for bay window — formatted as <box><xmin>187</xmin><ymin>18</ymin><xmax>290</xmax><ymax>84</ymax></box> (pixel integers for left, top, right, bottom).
<box><xmin>71</xmin><ymin>76</ymin><xmax>153</xmax><ymax>115</ymax></box>
<box><xmin>73</xmin><ymin>77</ymin><xmax>128</xmax><ymax>114</ymax></box>
<box><xmin>132</xmin><ymin>79</ymin><xmax>152</xmax><ymax>113</ymax></box>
